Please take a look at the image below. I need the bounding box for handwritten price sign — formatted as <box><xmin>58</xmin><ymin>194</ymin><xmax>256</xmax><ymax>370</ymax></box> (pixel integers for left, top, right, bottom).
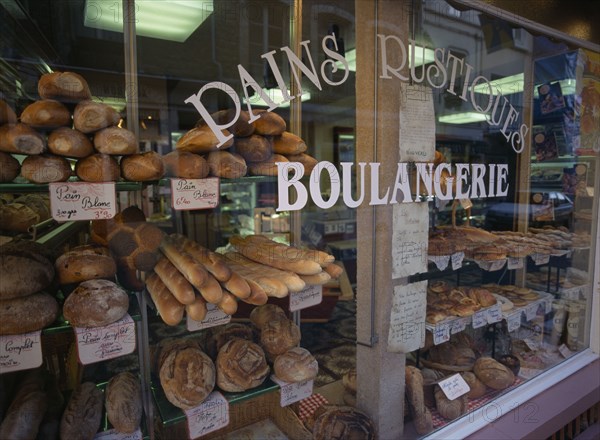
<box><xmin>74</xmin><ymin>315</ymin><xmax>136</xmax><ymax>365</ymax></box>
<box><xmin>187</xmin><ymin>304</ymin><xmax>231</xmax><ymax>332</ymax></box>
<box><xmin>438</xmin><ymin>373</ymin><xmax>470</xmax><ymax>400</ymax></box>
<box><xmin>0</xmin><ymin>331</ymin><xmax>42</xmax><ymax>373</ymax></box>
<box><xmin>185</xmin><ymin>392</ymin><xmax>229</xmax><ymax>439</ymax></box>
<box><xmin>49</xmin><ymin>182</ymin><xmax>116</xmax><ymax>221</ymax></box>
<box><xmin>271</xmin><ymin>376</ymin><xmax>314</xmax><ymax>407</ymax></box>
<box><xmin>94</xmin><ymin>428</ymin><xmax>142</xmax><ymax>440</ymax></box>
<box><xmin>289</xmin><ymin>285</ymin><xmax>323</xmax><ymax>312</ymax></box>
<box><xmin>171</xmin><ymin>178</ymin><xmax>220</xmax><ymax>211</ymax></box>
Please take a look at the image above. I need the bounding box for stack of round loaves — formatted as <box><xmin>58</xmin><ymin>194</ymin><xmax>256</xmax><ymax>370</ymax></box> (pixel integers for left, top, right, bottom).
<box><xmin>0</xmin><ymin>241</ymin><xmax>59</xmax><ymax>335</ymax></box>
<box><xmin>170</xmin><ymin>109</ymin><xmax>318</xmax><ymax>179</ymax></box>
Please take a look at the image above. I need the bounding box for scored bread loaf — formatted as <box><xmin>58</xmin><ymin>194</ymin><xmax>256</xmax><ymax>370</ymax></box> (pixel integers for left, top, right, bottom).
<box><xmin>63</xmin><ymin>279</ymin><xmax>129</xmax><ymax>328</ymax></box>
<box><xmin>20</xmin><ymin>154</ymin><xmax>72</xmax><ymax>183</ymax></box>
<box><xmin>312</xmin><ymin>406</ymin><xmax>376</xmax><ymax>440</ymax></box>
<box><xmin>273</xmin><ymin>347</ymin><xmax>318</xmax><ymax>383</ymax></box>
<box><xmin>48</xmin><ymin>127</ymin><xmax>94</xmax><ymax>158</ymax></box>
<box><xmin>216</xmin><ymin>338</ymin><xmax>270</xmax><ymax>392</ymax></box>
<box><xmin>177</xmin><ymin>124</ymin><xmax>233</xmax><ymax>153</ymax></box>
<box><xmin>20</xmin><ymin>99</ymin><xmax>71</xmax><ymax>128</ymax></box>
<box><xmin>105</xmin><ymin>372</ymin><xmax>142</xmax><ymax>434</ymax></box>
<box><xmin>162</xmin><ymin>150</ymin><xmax>209</xmax><ymax>179</ymax></box>
<box><xmin>73</xmin><ymin>100</ymin><xmax>120</xmax><ymax>133</ymax></box>
<box><xmin>206</xmin><ymin>323</ymin><xmax>254</xmax><ymax>359</ymax></box>
<box><xmin>0</xmin><ymin>151</ymin><xmax>20</xmax><ymax>182</ymax></box>
<box><xmin>249</xmin><ymin>304</ymin><xmax>287</xmax><ymax>329</ymax></box>
<box><xmin>60</xmin><ymin>382</ymin><xmax>103</xmax><ymax>440</ymax></box>
<box><xmin>233</xmin><ymin>135</ymin><xmax>272</xmax><ymax>163</ymax></box>
<box><xmin>251</xmin><ymin>110</ymin><xmax>286</xmax><ymax>136</ymax></box>
<box><xmin>260</xmin><ymin>319</ymin><xmax>301</xmax><ymax>358</ymax></box>
<box><xmin>38</xmin><ymin>71</ymin><xmax>92</xmax><ymax>102</ymax></box>
<box><xmin>207</xmin><ymin>150</ymin><xmax>247</xmax><ymax>178</ymax></box>
<box><xmin>146</xmin><ymin>272</ymin><xmax>185</xmax><ymax>326</ymax></box>
<box><xmin>75</xmin><ymin>153</ymin><xmax>121</xmax><ymax>182</ymax></box>
<box><xmin>120</xmin><ymin>150</ymin><xmax>165</xmax><ymax>181</ymax></box>
<box><xmin>0</xmin><ymin>292</ymin><xmax>59</xmax><ymax>335</ymax></box>
<box><xmin>208</xmin><ymin>109</ymin><xmax>255</xmax><ymax>137</ymax></box>
<box><xmin>0</xmin><ymin>247</ymin><xmax>55</xmax><ymax>299</ymax></box>
<box><xmin>94</xmin><ymin>127</ymin><xmax>138</xmax><ymax>155</ymax></box>
<box><xmin>0</xmin><ymin>123</ymin><xmax>46</xmax><ymax>155</ymax></box>
<box><xmin>0</xmin><ymin>372</ymin><xmax>48</xmax><ymax>439</ymax></box>
<box><xmin>55</xmin><ymin>245</ymin><xmax>116</xmax><ymax>285</ymax></box>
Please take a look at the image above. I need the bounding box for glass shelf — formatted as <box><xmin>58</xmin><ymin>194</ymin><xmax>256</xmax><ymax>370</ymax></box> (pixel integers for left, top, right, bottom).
<box><xmin>0</xmin><ymin>180</ymin><xmax>143</xmax><ymax>193</ymax></box>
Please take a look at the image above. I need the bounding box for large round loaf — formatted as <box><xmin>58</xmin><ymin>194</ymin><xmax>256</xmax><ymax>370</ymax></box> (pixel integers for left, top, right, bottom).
<box><xmin>94</xmin><ymin>127</ymin><xmax>138</xmax><ymax>155</ymax></box>
<box><xmin>73</xmin><ymin>100</ymin><xmax>120</xmax><ymax>133</ymax></box>
<box><xmin>159</xmin><ymin>344</ymin><xmax>215</xmax><ymax>409</ymax></box>
<box><xmin>0</xmin><ymin>292</ymin><xmax>59</xmax><ymax>335</ymax></box>
<box><xmin>473</xmin><ymin>357</ymin><xmax>515</xmax><ymax>390</ymax></box>
<box><xmin>38</xmin><ymin>71</ymin><xmax>92</xmax><ymax>102</ymax></box>
<box><xmin>251</xmin><ymin>110</ymin><xmax>286</xmax><ymax>136</ymax></box>
<box><xmin>233</xmin><ymin>135</ymin><xmax>272</xmax><ymax>163</ymax></box>
<box><xmin>249</xmin><ymin>304</ymin><xmax>287</xmax><ymax>329</ymax></box>
<box><xmin>120</xmin><ymin>151</ymin><xmax>165</xmax><ymax>181</ymax></box>
<box><xmin>176</xmin><ymin>124</ymin><xmax>233</xmax><ymax>153</ymax></box>
<box><xmin>63</xmin><ymin>279</ymin><xmax>129</xmax><ymax>328</ymax></box>
<box><xmin>75</xmin><ymin>153</ymin><xmax>120</xmax><ymax>182</ymax></box>
<box><xmin>207</xmin><ymin>150</ymin><xmax>247</xmax><ymax>178</ymax></box>
<box><xmin>273</xmin><ymin>347</ymin><xmax>318</xmax><ymax>383</ymax></box>
<box><xmin>0</xmin><ymin>151</ymin><xmax>20</xmax><ymax>182</ymax></box>
<box><xmin>260</xmin><ymin>318</ymin><xmax>301</xmax><ymax>357</ymax></box>
<box><xmin>106</xmin><ymin>372</ymin><xmax>142</xmax><ymax>434</ymax></box>
<box><xmin>0</xmin><ymin>123</ymin><xmax>46</xmax><ymax>155</ymax></box>
<box><xmin>206</xmin><ymin>323</ymin><xmax>254</xmax><ymax>359</ymax></box>
<box><xmin>162</xmin><ymin>150</ymin><xmax>209</xmax><ymax>179</ymax></box>
<box><xmin>216</xmin><ymin>338</ymin><xmax>270</xmax><ymax>392</ymax></box>
<box><xmin>312</xmin><ymin>406</ymin><xmax>376</xmax><ymax>440</ymax></box>
<box><xmin>0</xmin><ymin>247</ymin><xmax>55</xmax><ymax>299</ymax></box>
<box><xmin>60</xmin><ymin>382</ymin><xmax>103</xmax><ymax>440</ymax></box>
<box><xmin>55</xmin><ymin>245</ymin><xmax>116</xmax><ymax>285</ymax></box>
<box><xmin>21</xmin><ymin>154</ymin><xmax>72</xmax><ymax>183</ymax></box>
<box><xmin>20</xmin><ymin>100</ymin><xmax>71</xmax><ymax>129</ymax></box>
<box><xmin>48</xmin><ymin>127</ymin><xmax>94</xmax><ymax>158</ymax></box>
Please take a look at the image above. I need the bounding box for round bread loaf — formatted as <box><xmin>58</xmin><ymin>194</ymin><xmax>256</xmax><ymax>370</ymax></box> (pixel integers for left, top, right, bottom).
<box><xmin>38</xmin><ymin>71</ymin><xmax>92</xmax><ymax>102</ymax></box>
<box><xmin>0</xmin><ymin>123</ymin><xmax>46</xmax><ymax>155</ymax></box>
<box><xmin>206</xmin><ymin>323</ymin><xmax>254</xmax><ymax>359</ymax></box>
<box><xmin>233</xmin><ymin>135</ymin><xmax>272</xmax><ymax>163</ymax></box>
<box><xmin>248</xmin><ymin>154</ymin><xmax>289</xmax><ymax>177</ymax></box>
<box><xmin>162</xmin><ymin>150</ymin><xmax>209</xmax><ymax>179</ymax></box>
<box><xmin>273</xmin><ymin>132</ymin><xmax>307</xmax><ymax>155</ymax></box>
<box><xmin>60</xmin><ymin>382</ymin><xmax>103</xmax><ymax>440</ymax></box>
<box><xmin>434</xmin><ymin>386</ymin><xmax>468</xmax><ymax>420</ymax></box>
<box><xmin>312</xmin><ymin>406</ymin><xmax>376</xmax><ymax>440</ymax></box>
<box><xmin>473</xmin><ymin>357</ymin><xmax>515</xmax><ymax>390</ymax></box>
<box><xmin>156</xmin><ymin>339</ymin><xmax>203</xmax><ymax>375</ymax></box>
<box><xmin>94</xmin><ymin>127</ymin><xmax>138</xmax><ymax>155</ymax></box>
<box><xmin>176</xmin><ymin>124</ymin><xmax>233</xmax><ymax>153</ymax></box>
<box><xmin>216</xmin><ymin>338</ymin><xmax>270</xmax><ymax>392</ymax></box>
<box><xmin>260</xmin><ymin>318</ymin><xmax>301</xmax><ymax>357</ymax></box>
<box><xmin>0</xmin><ymin>292</ymin><xmax>59</xmax><ymax>335</ymax></box>
<box><xmin>120</xmin><ymin>151</ymin><xmax>165</xmax><ymax>181</ymax></box>
<box><xmin>159</xmin><ymin>344</ymin><xmax>215</xmax><ymax>409</ymax></box>
<box><xmin>207</xmin><ymin>150</ymin><xmax>247</xmax><ymax>178</ymax></box>
<box><xmin>75</xmin><ymin>153</ymin><xmax>121</xmax><ymax>182</ymax></box>
<box><xmin>63</xmin><ymin>279</ymin><xmax>129</xmax><ymax>328</ymax></box>
<box><xmin>0</xmin><ymin>98</ymin><xmax>17</xmax><ymax>125</ymax></box>
<box><xmin>48</xmin><ymin>127</ymin><xmax>94</xmax><ymax>158</ymax></box>
<box><xmin>0</xmin><ymin>247</ymin><xmax>55</xmax><ymax>299</ymax></box>
<box><xmin>249</xmin><ymin>304</ymin><xmax>287</xmax><ymax>329</ymax></box>
<box><xmin>208</xmin><ymin>109</ymin><xmax>255</xmax><ymax>137</ymax></box>
<box><xmin>21</xmin><ymin>154</ymin><xmax>72</xmax><ymax>183</ymax></box>
<box><xmin>251</xmin><ymin>110</ymin><xmax>286</xmax><ymax>136</ymax></box>
<box><xmin>55</xmin><ymin>245</ymin><xmax>116</xmax><ymax>285</ymax></box>
<box><xmin>73</xmin><ymin>100</ymin><xmax>120</xmax><ymax>133</ymax></box>
<box><xmin>461</xmin><ymin>371</ymin><xmax>486</xmax><ymax>399</ymax></box>
<box><xmin>273</xmin><ymin>347</ymin><xmax>318</xmax><ymax>383</ymax></box>
<box><xmin>0</xmin><ymin>151</ymin><xmax>20</xmax><ymax>182</ymax></box>
<box><xmin>20</xmin><ymin>100</ymin><xmax>71</xmax><ymax>129</ymax></box>
<box><xmin>106</xmin><ymin>372</ymin><xmax>142</xmax><ymax>434</ymax></box>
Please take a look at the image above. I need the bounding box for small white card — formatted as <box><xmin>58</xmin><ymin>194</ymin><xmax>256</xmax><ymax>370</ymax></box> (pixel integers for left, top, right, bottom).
<box><xmin>433</xmin><ymin>323</ymin><xmax>451</xmax><ymax>345</ymax></box>
<box><xmin>475</xmin><ymin>259</ymin><xmax>507</xmax><ymax>272</ymax></box>
<box><xmin>531</xmin><ymin>253</ymin><xmax>550</xmax><ymax>266</ymax></box>
<box><xmin>438</xmin><ymin>373</ymin><xmax>470</xmax><ymax>401</ymax></box>
<box><xmin>472</xmin><ymin>309</ymin><xmax>488</xmax><ymax>329</ymax></box>
<box><xmin>74</xmin><ymin>315</ymin><xmax>136</xmax><ymax>365</ymax></box>
<box><xmin>507</xmin><ymin>257</ymin><xmax>524</xmax><ymax>270</ymax></box>
<box><xmin>271</xmin><ymin>376</ymin><xmax>314</xmax><ymax>407</ymax></box>
<box><xmin>289</xmin><ymin>285</ymin><xmax>323</xmax><ymax>312</ymax></box>
<box><xmin>185</xmin><ymin>392</ymin><xmax>229</xmax><ymax>439</ymax></box>
<box><xmin>451</xmin><ymin>252</ymin><xmax>464</xmax><ymax>270</ymax></box>
<box><xmin>187</xmin><ymin>304</ymin><xmax>231</xmax><ymax>332</ymax></box>
<box><xmin>171</xmin><ymin>178</ymin><xmax>220</xmax><ymax>211</ymax></box>
<box><xmin>0</xmin><ymin>331</ymin><xmax>43</xmax><ymax>373</ymax></box>
<box><xmin>486</xmin><ymin>304</ymin><xmax>503</xmax><ymax>324</ymax></box>
<box><xmin>450</xmin><ymin>318</ymin><xmax>468</xmax><ymax>335</ymax></box>
<box><xmin>525</xmin><ymin>303</ymin><xmax>538</xmax><ymax>321</ymax></box>
<box><xmin>50</xmin><ymin>182</ymin><xmax>116</xmax><ymax>221</ymax></box>
<box><xmin>94</xmin><ymin>428</ymin><xmax>142</xmax><ymax>440</ymax></box>
<box><xmin>507</xmin><ymin>312</ymin><xmax>522</xmax><ymax>332</ymax></box>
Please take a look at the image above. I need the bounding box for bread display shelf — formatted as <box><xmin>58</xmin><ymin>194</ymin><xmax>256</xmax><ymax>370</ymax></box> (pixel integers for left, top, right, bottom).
<box><xmin>0</xmin><ymin>180</ymin><xmax>143</xmax><ymax>193</ymax></box>
<box><xmin>151</xmin><ymin>377</ymin><xmax>279</xmax><ymax>427</ymax></box>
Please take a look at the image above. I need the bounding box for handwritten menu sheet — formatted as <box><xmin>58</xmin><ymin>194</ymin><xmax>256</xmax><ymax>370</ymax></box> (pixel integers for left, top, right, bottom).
<box><xmin>399</xmin><ymin>83</ymin><xmax>435</xmax><ymax>162</ymax></box>
<box><xmin>388</xmin><ymin>281</ymin><xmax>427</xmax><ymax>352</ymax></box>
<box><xmin>392</xmin><ymin>203</ymin><xmax>429</xmax><ymax>278</ymax></box>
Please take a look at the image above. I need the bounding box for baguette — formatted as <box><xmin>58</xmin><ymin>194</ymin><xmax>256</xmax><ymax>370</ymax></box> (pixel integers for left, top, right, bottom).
<box><xmin>197</xmin><ymin>272</ymin><xmax>223</xmax><ymax>304</ymax></box>
<box><xmin>154</xmin><ymin>257</ymin><xmax>196</xmax><ymax>305</ymax></box>
<box><xmin>221</xmin><ymin>271</ymin><xmax>251</xmax><ymax>299</ymax></box>
<box><xmin>247</xmin><ymin>235</ymin><xmax>335</xmax><ymax>267</ymax></box>
<box><xmin>323</xmin><ymin>262</ymin><xmax>344</xmax><ymax>279</ymax></box>
<box><xmin>159</xmin><ymin>236</ymin><xmax>208</xmax><ymax>289</ymax></box>
<box><xmin>217</xmin><ymin>290</ymin><xmax>238</xmax><ymax>315</ymax></box>
<box><xmin>300</xmin><ymin>271</ymin><xmax>331</xmax><ymax>285</ymax></box>
<box><xmin>171</xmin><ymin>234</ymin><xmax>231</xmax><ymax>282</ymax></box>
<box><xmin>186</xmin><ymin>293</ymin><xmax>208</xmax><ymax>322</ymax></box>
<box><xmin>241</xmin><ymin>279</ymin><xmax>269</xmax><ymax>305</ymax></box>
<box><xmin>222</xmin><ymin>253</ymin><xmax>288</xmax><ymax>298</ymax></box>
<box><xmin>146</xmin><ymin>273</ymin><xmax>185</xmax><ymax>326</ymax></box>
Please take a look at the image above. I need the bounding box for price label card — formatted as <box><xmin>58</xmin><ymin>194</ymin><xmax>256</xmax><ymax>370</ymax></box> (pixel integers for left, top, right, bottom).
<box><xmin>531</xmin><ymin>253</ymin><xmax>550</xmax><ymax>266</ymax></box>
<box><xmin>94</xmin><ymin>428</ymin><xmax>142</xmax><ymax>440</ymax></box>
<box><xmin>475</xmin><ymin>259</ymin><xmax>506</xmax><ymax>272</ymax></box>
<box><xmin>507</xmin><ymin>312</ymin><xmax>522</xmax><ymax>332</ymax></box>
<box><xmin>507</xmin><ymin>257</ymin><xmax>524</xmax><ymax>270</ymax></box>
<box><xmin>271</xmin><ymin>376</ymin><xmax>314</xmax><ymax>407</ymax></box>
<box><xmin>472</xmin><ymin>309</ymin><xmax>488</xmax><ymax>329</ymax></box>
<box><xmin>433</xmin><ymin>323</ymin><xmax>450</xmax><ymax>345</ymax></box>
<box><xmin>289</xmin><ymin>285</ymin><xmax>322</xmax><ymax>312</ymax></box>
<box><xmin>428</xmin><ymin>255</ymin><xmax>450</xmax><ymax>271</ymax></box>
<box><xmin>558</xmin><ymin>344</ymin><xmax>574</xmax><ymax>359</ymax></box>
<box><xmin>185</xmin><ymin>392</ymin><xmax>229</xmax><ymax>439</ymax></box>
<box><xmin>0</xmin><ymin>331</ymin><xmax>43</xmax><ymax>373</ymax></box>
<box><xmin>438</xmin><ymin>373</ymin><xmax>470</xmax><ymax>401</ymax></box>
<box><xmin>450</xmin><ymin>318</ymin><xmax>468</xmax><ymax>335</ymax></box>
<box><xmin>74</xmin><ymin>315</ymin><xmax>136</xmax><ymax>365</ymax></box>
<box><xmin>171</xmin><ymin>178</ymin><xmax>219</xmax><ymax>211</ymax></box>
<box><xmin>451</xmin><ymin>252</ymin><xmax>464</xmax><ymax>270</ymax></box>
<box><xmin>525</xmin><ymin>303</ymin><xmax>538</xmax><ymax>321</ymax></box>
<box><xmin>50</xmin><ymin>182</ymin><xmax>116</xmax><ymax>221</ymax></box>
<box><xmin>187</xmin><ymin>304</ymin><xmax>231</xmax><ymax>332</ymax></box>
<box><xmin>486</xmin><ymin>304</ymin><xmax>503</xmax><ymax>324</ymax></box>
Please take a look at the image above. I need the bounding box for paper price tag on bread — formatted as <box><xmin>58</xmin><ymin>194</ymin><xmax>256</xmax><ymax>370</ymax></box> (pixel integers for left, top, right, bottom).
<box><xmin>185</xmin><ymin>392</ymin><xmax>229</xmax><ymax>439</ymax></box>
<box><xmin>0</xmin><ymin>331</ymin><xmax>43</xmax><ymax>373</ymax></box>
<box><xmin>271</xmin><ymin>376</ymin><xmax>314</xmax><ymax>407</ymax></box>
<box><xmin>171</xmin><ymin>178</ymin><xmax>220</xmax><ymax>211</ymax></box>
<box><xmin>438</xmin><ymin>373</ymin><xmax>470</xmax><ymax>401</ymax></box>
<box><xmin>187</xmin><ymin>303</ymin><xmax>231</xmax><ymax>332</ymax></box>
<box><xmin>94</xmin><ymin>428</ymin><xmax>142</xmax><ymax>440</ymax></box>
<box><xmin>49</xmin><ymin>182</ymin><xmax>116</xmax><ymax>221</ymax></box>
<box><xmin>289</xmin><ymin>285</ymin><xmax>323</xmax><ymax>312</ymax></box>
<box><xmin>74</xmin><ymin>314</ymin><xmax>136</xmax><ymax>365</ymax></box>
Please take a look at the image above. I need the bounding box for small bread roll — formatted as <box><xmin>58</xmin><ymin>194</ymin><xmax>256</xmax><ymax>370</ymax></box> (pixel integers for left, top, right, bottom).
<box><xmin>21</xmin><ymin>154</ymin><xmax>72</xmax><ymax>183</ymax></box>
<box><xmin>163</xmin><ymin>150</ymin><xmax>209</xmax><ymax>179</ymax></box>
<box><xmin>216</xmin><ymin>338</ymin><xmax>270</xmax><ymax>392</ymax></box>
<box><xmin>0</xmin><ymin>123</ymin><xmax>46</xmax><ymax>155</ymax></box>
<box><xmin>121</xmin><ymin>151</ymin><xmax>165</xmax><ymax>181</ymax></box>
<box><xmin>177</xmin><ymin>124</ymin><xmax>233</xmax><ymax>153</ymax></box>
<box><xmin>274</xmin><ymin>347</ymin><xmax>318</xmax><ymax>383</ymax></box>
<box><xmin>74</xmin><ymin>100</ymin><xmax>121</xmax><ymax>133</ymax></box>
<box><xmin>0</xmin><ymin>99</ymin><xmax>17</xmax><ymax>125</ymax></box>
<box><xmin>38</xmin><ymin>71</ymin><xmax>92</xmax><ymax>102</ymax></box>
<box><xmin>260</xmin><ymin>319</ymin><xmax>301</xmax><ymax>358</ymax></box>
<box><xmin>207</xmin><ymin>150</ymin><xmax>247</xmax><ymax>178</ymax></box>
<box><xmin>233</xmin><ymin>135</ymin><xmax>272</xmax><ymax>162</ymax></box>
<box><xmin>63</xmin><ymin>279</ymin><xmax>129</xmax><ymax>328</ymax></box>
<box><xmin>273</xmin><ymin>132</ymin><xmax>307</xmax><ymax>155</ymax></box>
<box><xmin>75</xmin><ymin>153</ymin><xmax>120</xmax><ymax>182</ymax></box>
<box><xmin>48</xmin><ymin>127</ymin><xmax>94</xmax><ymax>158</ymax></box>
<box><xmin>248</xmin><ymin>154</ymin><xmax>288</xmax><ymax>176</ymax></box>
<box><xmin>0</xmin><ymin>151</ymin><xmax>20</xmax><ymax>182</ymax></box>
<box><xmin>20</xmin><ymin>100</ymin><xmax>71</xmax><ymax>128</ymax></box>
<box><xmin>94</xmin><ymin>127</ymin><xmax>138</xmax><ymax>155</ymax></box>
<box><xmin>251</xmin><ymin>110</ymin><xmax>286</xmax><ymax>135</ymax></box>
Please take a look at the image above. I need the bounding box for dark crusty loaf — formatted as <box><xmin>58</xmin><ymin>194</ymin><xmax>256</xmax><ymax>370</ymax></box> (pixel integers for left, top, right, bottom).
<box><xmin>120</xmin><ymin>150</ymin><xmax>165</xmax><ymax>181</ymax></box>
<box><xmin>206</xmin><ymin>150</ymin><xmax>247</xmax><ymax>178</ymax></box>
<box><xmin>0</xmin><ymin>292</ymin><xmax>59</xmax><ymax>335</ymax></box>
<box><xmin>0</xmin><ymin>123</ymin><xmax>46</xmax><ymax>155</ymax></box>
<box><xmin>63</xmin><ymin>279</ymin><xmax>129</xmax><ymax>328</ymax></box>
<box><xmin>176</xmin><ymin>124</ymin><xmax>233</xmax><ymax>153</ymax></box>
<box><xmin>48</xmin><ymin>127</ymin><xmax>94</xmax><ymax>158</ymax></box>
<box><xmin>162</xmin><ymin>150</ymin><xmax>209</xmax><ymax>179</ymax></box>
<box><xmin>207</xmin><ymin>109</ymin><xmax>255</xmax><ymax>137</ymax></box>
<box><xmin>60</xmin><ymin>382</ymin><xmax>103</xmax><ymax>440</ymax></box>
<box><xmin>0</xmin><ymin>246</ymin><xmax>55</xmax><ymax>299</ymax></box>
<box><xmin>251</xmin><ymin>110</ymin><xmax>286</xmax><ymax>136</ymax></box>
<box><xmin>55</xmin><ymin>245</ymin><xmax>116</xmax><ymax>285</ymax></box>
<box><xmin>73</xmin><ymin>100</ymin><xmax>120</xmax><ymax>133</ymax></box>
<box><xmin>312</xmin><ymin>405</ymin><xmax>376</xmax><ymax>440</ymax></box>
<box><xmin>20</xmin><ymin>154</ymin><xmax>72</xmax><ymax>183</ymax></box>
<box><xmin>0</xmin><ymin>151</ymin><xmax>21</xmax><ymax>182</ymax></box>
<box><xmin>260</xmin><ymin>318</ymin><xmax>301</xmax><ymax>358</ymax></box>
<box><xmin>38</xmin><ymin>71</ymin><xmax>92</xmax><ymax>102</ymax></box>
<box><xmin>216</xmin><ymin>338</ymin><xmax>270</xmax><ymax>392</ymax></box>
<box><xmin>206</xmin><ymin>323</ymin><xmax>254</xmax><ymax>359</ymax></box>
<box><xmin>75</xmin><ymin>153</ymin><xmax>120</xmax><ymax>182</ymax></box>
<box><xmin>273</xmin><ymin>347</ymin><xmax>318</xmax><ymax>383</ymax></box>
<box><xmin>0</xmin><ymin>371</ymin><xmax>48</xmax><ymax>439</ymax></box>
<box><xmin>105</xmin><ymin>372</ymin><xmax>142</xmax><ymax>434</ymax></box>
<box><xmin>233</xmin><ymin>135</ymin><xmax>272</xmax><ymax>163</ymax></box>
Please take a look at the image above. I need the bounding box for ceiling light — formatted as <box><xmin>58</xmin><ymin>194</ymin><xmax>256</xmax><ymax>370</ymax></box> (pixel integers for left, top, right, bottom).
<box><xmin>438</xmin><ymin>112</ymin><xmax>488</xmax><ymax>124</ymax></box>
<box><xmin>84</xmin><ymin>0</ymin><xmax>214</xmax><ymax>42</ymax></box>
<box><xmin>243</xmin><ymin>88</ymin><xmax>311</xmax><ymax>108</ymax></box>
<box><xmin>472</xmin><ymin>73</ymin><xmax>577</xmax><ymax>97</ymax></box>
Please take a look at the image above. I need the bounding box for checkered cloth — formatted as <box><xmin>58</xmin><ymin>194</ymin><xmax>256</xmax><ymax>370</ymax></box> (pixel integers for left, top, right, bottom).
<box><xmin>298</xmin><ymin>393</ymin><xmax>329</xmax><ymax>421</ymax></box>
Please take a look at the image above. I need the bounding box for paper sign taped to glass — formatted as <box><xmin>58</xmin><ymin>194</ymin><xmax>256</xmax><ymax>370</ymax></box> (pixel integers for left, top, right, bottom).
<box><xmin>388</xmin><ymin>281</ymin><xmax>427</xmax><ymax>353</ymax></box>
